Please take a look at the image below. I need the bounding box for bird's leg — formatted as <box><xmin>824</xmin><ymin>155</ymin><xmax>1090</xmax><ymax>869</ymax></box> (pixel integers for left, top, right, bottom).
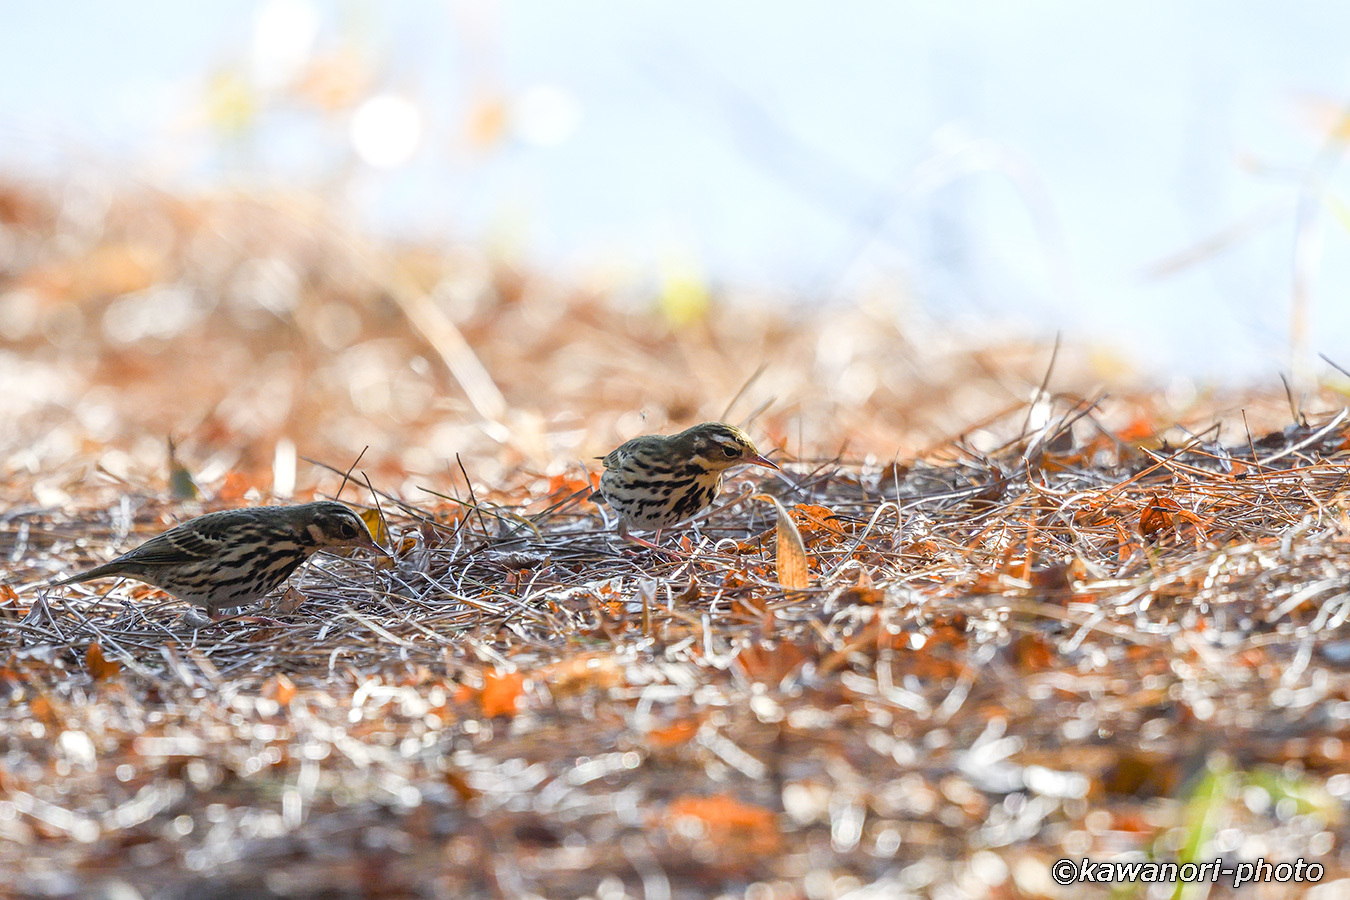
<box><xmin>617</xmin><ymin>523</ymin><xmax>694</xmax><ymax>560</ymax></box>
<box><xmin>618</xmin><ymin>520</ymin><xmax>666</xmax><ymax>552</ymax></box>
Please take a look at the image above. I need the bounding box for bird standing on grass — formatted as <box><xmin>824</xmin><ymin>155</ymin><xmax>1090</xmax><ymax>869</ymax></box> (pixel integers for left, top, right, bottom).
<box><xmin>49</xmin><ymin>501</ymin><xmax>381</xmax><ymax>618</ymax></box>
<box><xmin>598</xmin><ymin>422</ymin><xmax>779</xmax><ymax>548</ymax></box>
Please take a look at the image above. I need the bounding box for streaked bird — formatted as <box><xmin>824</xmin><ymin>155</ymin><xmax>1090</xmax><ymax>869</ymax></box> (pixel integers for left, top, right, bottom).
<box><xmin>50</xmin><ymin>501</ymin><xmax>380</xmax><ymax>617</ymax></box>
<box><xmin>598</xmin><ymin>421</ymin><xmax>779</xmax><ymax>547</ymax></box>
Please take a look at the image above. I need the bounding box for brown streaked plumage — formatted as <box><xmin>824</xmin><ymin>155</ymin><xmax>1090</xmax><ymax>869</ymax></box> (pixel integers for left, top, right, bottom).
<box><xmin>49</xmin><ymin>501</ymin><xmax>380</xmax><ymax>617</ymax></box>
<box><xmin>598</xmin><ymin>422</ymin><xmax>778</xmax><ymax>547</ymax></box>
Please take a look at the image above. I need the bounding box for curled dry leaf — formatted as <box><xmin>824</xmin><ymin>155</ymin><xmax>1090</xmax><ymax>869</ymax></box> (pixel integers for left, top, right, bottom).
<box><xmin>671</xmin><ymin>577</ymin><xmax>700</xmax><ymax>606</ymax></box>
<box><xmin>0</xmin><ymin>584</ymin><xmax>20</xmax><ymax>620</ymax></box>
<box><xmin>752</xmin><ymin>494</ymin><xmax>810</xmax><ymax>591</ymax></box>
<box><xmin>489</xmin><ymin>550</ymin><xmax>550</xmax><ymax>570</ymax></box>
<box><xmin>359</xmin><ymin>508</ymin><xmax>390</xmax><ymax>546</ymax></box>
<box><xmin>1139</xmin><ymin>492</ymin><xmax>1181</xmax><ymax>540</ymax></box>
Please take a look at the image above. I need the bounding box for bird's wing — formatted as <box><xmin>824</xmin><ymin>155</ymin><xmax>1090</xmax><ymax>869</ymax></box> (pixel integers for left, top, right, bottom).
<box><xmin>111</xmin><ymin>510</ymin><xmax>251</xmax><ymax>566</ymax></box>
<box><xmin>602</xmin><ymin>438</ymin><xmax>641</xmax><ymax>470</ymax></box>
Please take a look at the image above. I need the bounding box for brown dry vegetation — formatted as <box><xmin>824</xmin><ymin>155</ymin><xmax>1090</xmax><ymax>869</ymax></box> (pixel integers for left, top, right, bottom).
<box><xmin>2</xmin><ymin>178</ymin><xmax>1350</xmax><ymax>899</ymax></box>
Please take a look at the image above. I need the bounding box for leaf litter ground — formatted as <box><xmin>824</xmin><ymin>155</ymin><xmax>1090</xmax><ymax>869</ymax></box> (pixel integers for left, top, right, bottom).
<box><xmin>1</xmin><ymin>180</ymin><xmax>1350</xmax><ymax>899</ymax></box>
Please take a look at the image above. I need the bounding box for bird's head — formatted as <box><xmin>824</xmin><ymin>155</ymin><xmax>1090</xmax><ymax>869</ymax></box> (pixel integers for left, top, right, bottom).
<box><xmin>677</xmin><ymin>422</ymin><xmax>779</xmax><ymax>474</ymax></box>
<box><xmin>294</xmin><ymin>501</ymin><xmax>383</xmax><ymax>554</ymax></box>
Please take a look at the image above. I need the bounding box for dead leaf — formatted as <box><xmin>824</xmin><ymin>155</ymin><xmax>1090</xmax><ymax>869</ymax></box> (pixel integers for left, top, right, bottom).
<box><xmin>86</xmin><ymin>642</ymin><xmax>120</xmax><ymax>681</ymax></box>
<box><xmin>479</xmin><ymin>670</ymin><xmax>525</xmax><ymax>718</ymax></box>
<box><xmin>273</xmin><ymin>586</ymin><xmax>307</xmax><ymax>615</ymax></box>
<box><xmin>646</xmin><ymin>719</ymin><xmax>702</xmax><ymax>748</ymax></box>
<box><xmin>835</xmin><ymin>569</ymin><xmax>884</xmax><ymax>606</ymax></box>
<box><xmin>671</xmin><ymin>578</ymin><xmax>700</xmax><ymax>606</ymax></box>
<box><xmin>0</xmin><ymin>584</ymin><xmax>20</xmax><ymax>621</ymax></box>
<box><xmin>665</xmin><ymin>794</ymin><xmax>781</xmax><ymax>856</ymax></box>
<box><xmin>29</xmin><ymin>695</ymin><xmax>58</xmax><ymax>726</ymax></box>
<box><xmin>753</xmin><ymin>494</ymin><xmax>810</xmax><ymax>591</ymax></box>
<box><xmin>1139</xmin><ymin>492</ymin><xmax>1179</xmax><ymax>540</ymax></box>
<box><xmin>538</xmin><ymin>653</ymin><xmax>624</xmax><ymax>697</ymax></box>
<box><xmin>359</xmin><ymin>508</ymin><xmax>390</xmax><ymax>546</ymax></box>
<box><xmin>789</xmin><ymin>503</ymin><xmax>848</xmax><ymax>538</ymax></box>
<box><xmin>1012</xmin><ymin>633</ymin><xmax>1055</xmax><ymax>671</ymax></box>
<box><xmin>262</xmin><ymin>673</ymin><xmax>297</xmax><ymax>707</ymax></box>
<box><xmin>216</xmin><ymin>472</ymin><xmax>254</xmax><ymax>504</ymax></box>
<box><xmin>737</xmin><ymin>641</ymin><xmax>810</xmax><ymax>684</ymax></box>
<box><xmin>443</xmin><ymin>768</ymin><xmax>479</xmax><ymax>802</ymax></box>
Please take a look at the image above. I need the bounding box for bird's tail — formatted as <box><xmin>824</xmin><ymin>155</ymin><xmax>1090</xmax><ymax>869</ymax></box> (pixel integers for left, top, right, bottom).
<box><xmin>48</xmin><ymin>565</ymin><xmax>116</xmax><ymax>588</ymax></box>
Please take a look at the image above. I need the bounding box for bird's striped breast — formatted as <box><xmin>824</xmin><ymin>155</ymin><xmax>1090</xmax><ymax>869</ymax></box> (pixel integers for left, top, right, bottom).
<box><xmin>600</xmin><ymin>451</ymin><xmax>723</xmax><ymax>529</ymax></box>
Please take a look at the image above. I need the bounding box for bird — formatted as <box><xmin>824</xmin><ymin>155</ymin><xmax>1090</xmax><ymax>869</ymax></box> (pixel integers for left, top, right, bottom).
<box><xmin>597</xmin><ymin>421</ymin><xmax>779</xmax><ymax>548</ymax></box>
<box><xmin>49</xmin><ymin>501</ymin><xmax>381</xmax><ymax>618</ymax></box>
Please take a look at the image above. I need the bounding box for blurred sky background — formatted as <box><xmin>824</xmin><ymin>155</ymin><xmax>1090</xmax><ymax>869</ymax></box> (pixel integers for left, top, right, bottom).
<box><xmin>3</xmin><ymin>0</ymin><xmax>1350</xmax><ymax>381</ymax></box>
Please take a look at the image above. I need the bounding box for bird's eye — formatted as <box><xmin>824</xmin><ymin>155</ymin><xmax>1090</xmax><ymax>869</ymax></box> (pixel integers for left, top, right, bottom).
<box><xmin>721</xmin><ymin>445</ymin><xmax>739</xmax><ymax>458</ymax></box>
<box><xmin>338</xmin><ymin>520</ymin><xmax>358</xmax><ymax>539</ymax></box>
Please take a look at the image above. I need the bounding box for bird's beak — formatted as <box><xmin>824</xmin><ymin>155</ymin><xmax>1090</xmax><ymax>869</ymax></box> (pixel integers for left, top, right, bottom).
<box><xmin>350</xmin><ymin>531</ymin><xmax>390</xmax><ymax>557</ymax></box>
<box><xmin>746</xmin><ymin>454</ymin><xmax>780</xmax><ymax>471</ymax></box>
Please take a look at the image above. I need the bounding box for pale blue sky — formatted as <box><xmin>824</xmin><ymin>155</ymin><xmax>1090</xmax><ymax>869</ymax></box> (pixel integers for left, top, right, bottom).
<box><xmin>3</xmin><ymin>1</ymin><xmax>1349</xmax><ymax>378</ymax></box>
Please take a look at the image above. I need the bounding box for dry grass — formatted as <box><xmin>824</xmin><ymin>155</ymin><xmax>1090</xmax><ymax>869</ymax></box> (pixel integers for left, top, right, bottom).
<box><xmin>2</xmin><ymin>178</ymin><xmax>1350</xmax><ymax>899</ymax></box>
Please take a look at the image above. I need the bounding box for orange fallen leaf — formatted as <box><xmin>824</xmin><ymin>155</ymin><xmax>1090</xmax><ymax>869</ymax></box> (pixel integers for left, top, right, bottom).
<box><xmin>646</xmin><ymin>719</ymin><xmax>702</xmax><ymax>748</ymax></box>
<box><xmin>1111</xmin><ymin>518</ymin><xmax>1141</xmax><ymax>562</ymax></box>
<box><xmin>216</xmin><ymin>472</ymin><xmax>255</xmax><ymax>503</ymax></box>
<box><xmin>1139</xmin><ymin>492</ymin><xmax>1180</xmax><ymax>539</ymax></box>
<box><xmin>546</xmin><ymin>472</ymin><xmax>600</xmax><ymax>499</ymax></box>
<box><xmin>1117</xmin><ymin>417</ymin><xmax>1156</xmax><ymax>443</ymax></box>
<box><xmin>29</xmin><ymin>695</ymin><xmax>57</xmax><ymax>726</ymax></box>
<box><xmin>479</xmin><ymin>670</ymin><xmax>525</xmax><ymax>718</ymax></box>
<box><xmin>665</xmin><ymin>794</ymin><xmax>781</xmax><ymax>856</ymax></box>
<box><xmin>86</xmin><ymin>642</ymin><xmax>120</xmax><ymax>680</ymax></box>
<box><xmin>789</xmin><ymin>503</ymin><xmax>848</xmax><ymax>538</ymax></box>
<box><xmin>737</xmin><ymin>641</ymin><xmax>810</xmax><ymax>684</ymax></box>
<box><xmin>262</xmin><ymin>673</ymin><xmax>298</xmax><ymax>707</ymax></box>
<box><xmin>1013</xmin><ymin>633</ymin><xmax>1055</xmax><ymax>671</ymax></box>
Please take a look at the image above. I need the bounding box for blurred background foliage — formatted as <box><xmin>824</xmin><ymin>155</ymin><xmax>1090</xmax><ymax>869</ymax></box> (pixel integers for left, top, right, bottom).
<box><xmin>4</xmin><ymin>1</ymin><xmax>1350</xmax><ymax>376</ymax></box>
